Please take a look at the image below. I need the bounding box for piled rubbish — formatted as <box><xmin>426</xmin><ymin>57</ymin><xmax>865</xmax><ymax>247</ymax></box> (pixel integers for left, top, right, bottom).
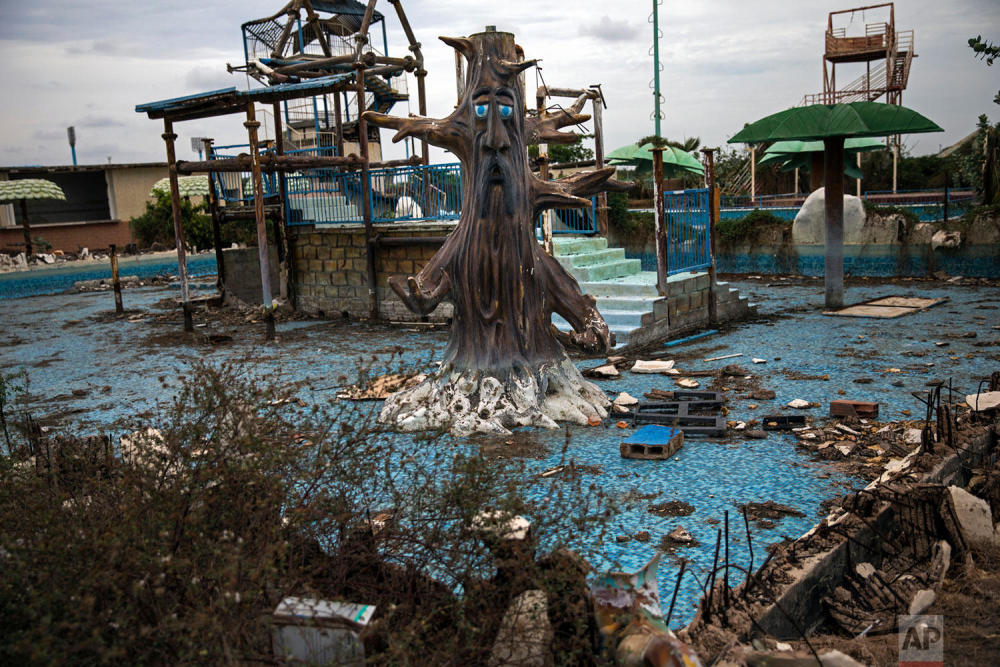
<box><xmin>667</xmin><ymin>388</ymin><xmax>1000</xmax><ymax>665</ymax></box>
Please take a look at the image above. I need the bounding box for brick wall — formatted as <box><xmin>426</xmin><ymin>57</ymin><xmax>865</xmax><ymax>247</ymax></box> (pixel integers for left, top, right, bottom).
<box><xmin>0</xmin><ymin>219</ymin><xmax>134</xmax><ymax>254</ymax></box>
<box><xmin>290</xmin><ymin>222</ymin><xmax>457</xmax><ymax>321</ymax></box>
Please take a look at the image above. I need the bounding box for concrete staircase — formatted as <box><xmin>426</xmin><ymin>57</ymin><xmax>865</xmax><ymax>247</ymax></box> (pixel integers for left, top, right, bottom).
<box><xmin>549</xmin><ymin>236</ymin><xmax>755</xmax><ymax>348</ymax></box>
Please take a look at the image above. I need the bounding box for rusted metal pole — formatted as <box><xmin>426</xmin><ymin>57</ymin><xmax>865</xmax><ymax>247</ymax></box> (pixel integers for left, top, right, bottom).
<box><xmin>110</xmin><ymin>243</ymin><xmax>123</xmax><ymax>314</ymax></box>
<box><xmin>18</xmin><ymin>199</ymin><xmax>31</xmax><ymax>257</ymax></box>
<box><xmin>652</xmin><ymin>147</ymin><xmax>669</xmax><ymax>296</ymax></box>
<box><xmin>454</xmin><ymin>50</ymin><xmax>466</xmax><ymax>105</ymax></box>
<box><xmin>592</xmin><ymin>91</ymin><xmax>608</xmax><ymax>237</ymax></box>
<box><xmin>272</xmin><ymin>102</ymin><xmax>290</xmax><ymax>301</ymax></box>
<box><xmin>824</xmin><ymin>136</ymin><xmax>846</xmax><ymax>309</ymax></box>
<box><xmin>245</xmin><ymin>103</ymin><xmax>276</xmax><ymax>340</ymax></box>
<box><xmin>750</xmin><ymin>145</ymin><xmax>756</xmax><ymax>201</ymax></box>
<box><xmin>387</xmin><ymin>0</ymin><xmax>428</xmax><ymax>166</ymax></box>
<box><xmin>161</xmin><ymin>120</ymin><xmax>193</xmax><ymax>332</ymax></box>
<box><xmin>536</xmin><ymin>90</ymin><xmax>553</xmax><ymax>254</ymax></box>
<box><xmin>702</xmin><ymin>148</ymin><xmax>718</xmax><ymax>324</ymax></box>
<box><xmin>201</xmin><ymin>138</ymin><xmax>226</xmax><ymax>292</ymax></box>
<box><xmin>355</xmin><ymin>64</ymin><xmax>378</xmax><ymax>320</ymax></box>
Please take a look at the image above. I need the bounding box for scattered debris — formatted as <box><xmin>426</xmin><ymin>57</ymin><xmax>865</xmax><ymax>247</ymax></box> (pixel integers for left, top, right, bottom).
<box><xmin>752</xmin><ymin>358</ymin><xmax>767</xmax><ymax>364</ymax></box>
<box><xmin>830</xmin><ymin>399</ymin><xmax>879</xmax><ymax>418</ymax></box>
<box><xmin>648</xmin><ymin>500</ymin><xmax>696</xmax><ymax>517</ymax></box>
<box><xmin>787</xmin><ymin>398</ymin><xmax>813</xmax><ymax>409</ymax></box>
<box><xmin>676</xmin><ymin>378</ymin><xmax>700</xmax><ymax>389</ymax></box>
<box><xmin>705</xmin><ymin>353</ymin><xmax>742</xmax><ymax>362</ymax></box>
<box><xmin>632</xmin><ymin>359</ymin><xmax>678</xmax><ymax>374</ymax></box>
<box><xmin>585</xmin><ymin>364</ymin><xmax>620</xmax><ymax>378</ymax></box>
<box><xmin>337</xmin><ymin>373</ymin><xmax>425</xmax><ymax>400</ymax></box>
<box><xmin>966</xmin><ymin>391</ymin><xmax>1000</xmax><ymax>412</ymax></box>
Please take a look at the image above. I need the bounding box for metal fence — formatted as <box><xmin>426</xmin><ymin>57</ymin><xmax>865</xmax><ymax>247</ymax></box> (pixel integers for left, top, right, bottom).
<box><xmin>721</xmin><ymin>187</ymin><xmax>977</xmax><ymax>222</ymax></box>
<box><xmin>663</xmin><ymin>188</ymin><xmax>711</xmax><ymax>275</ymax></box>
<box><xmin>370</xmin><ymin>163</ymin><xmax>461</xmax><ymax>223</ymax></box>
<box><xmin>537</xmin><ymin>197</ymin><xmax>599</xmax><ymax>236</ymax></box>
<box><xmin>209</xmin><ymin>143</ymin><xmax>280</xmax><ymax>205</ymax></box>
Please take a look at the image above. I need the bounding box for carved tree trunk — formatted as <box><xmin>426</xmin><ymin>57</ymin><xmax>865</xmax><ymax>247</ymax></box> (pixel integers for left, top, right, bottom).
<box><xmin>363</xmin><ymin>29</ymin><xmax>625</xmax><ymax>435</ymax></box>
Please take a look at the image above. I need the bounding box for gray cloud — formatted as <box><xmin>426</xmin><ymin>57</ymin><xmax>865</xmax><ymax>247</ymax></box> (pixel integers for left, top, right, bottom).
<box><xmin>184</xmin><ymin>66</ymin><xmax>239</xmax><ymax>92</ymax></box>
<box><xmin>77</xmin><ymin>115</ymin><xmax>125</xmax><ymax>128</ymax></box>
<box><xmin>578</xmin><ymin>16</ymin><xmax>639</xmax><ymax>43</ymax></box>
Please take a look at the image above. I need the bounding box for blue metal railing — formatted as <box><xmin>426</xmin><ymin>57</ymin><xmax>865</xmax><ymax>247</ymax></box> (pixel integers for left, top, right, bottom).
<box><xmin>663</xmin><ymin>188</ymin><xmax>711</xmax><ymax>275</ymax></box>
<box><xmin>370</xmin><ymin>163</ymin><xmax>461</xmax><ymax>223</ymax></box>
<box><xmin>285</xmin><ymin>147</ymin><xmax>366</xmax><ymax>226</ymax></box>
<box><xmin>537</xmin><ymin>197</ymin><xmax>599</xmax><ymax>235</ymax></box>
<box><xmin>209</xmin><ymin>143</ymin><xmax>279</xmax><ymax>205</ymax></box>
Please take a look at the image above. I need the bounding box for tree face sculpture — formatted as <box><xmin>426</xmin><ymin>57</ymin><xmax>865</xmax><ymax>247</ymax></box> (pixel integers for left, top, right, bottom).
<box><xmin>363</xmin><ymin>29</ymin><xmax>624</xmax><ymax>435</ymax></box>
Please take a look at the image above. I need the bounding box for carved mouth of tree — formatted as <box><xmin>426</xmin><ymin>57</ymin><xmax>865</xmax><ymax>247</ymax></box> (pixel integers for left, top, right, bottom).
<box><xmin>488</xmin><ymin>164</ymin><xmax>504</xmax><ymax>184</ymax></box>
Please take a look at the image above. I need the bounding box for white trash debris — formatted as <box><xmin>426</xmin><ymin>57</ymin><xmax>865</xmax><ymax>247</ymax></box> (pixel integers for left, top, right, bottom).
<box><xmin>787</xmin><ymin>398</ymin><xmax>811</xmax><ymax>409</ymax></box>
<box><xmin>631</xmin><ymin>359</ymin><xmax>676</xmax><ymax>374</ymax></box>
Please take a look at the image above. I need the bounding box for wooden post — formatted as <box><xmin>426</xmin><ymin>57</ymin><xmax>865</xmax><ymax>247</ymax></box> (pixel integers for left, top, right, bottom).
<box><xmin>355</xmin><ymin>64</ymin><xmax>379</xmax><ymax>320</ymax></box>
<box><xmin>333</xmin><ymin>94</ymin><xmax>345</xmax><ymax>157</ymax></box>
<box><xmin>592</xmin><ymin>93</ymin><xmax>608</xmax><ymax>237</ymax></box>
<box><xmin>824</xmin><ymin>137</ymin><xmax>845</xmax><ymax>310</ymax></box>
<box><xmin>536</xmin><ymin>90</ymin><xmax>554</xmax><ymax>254</ymax></box>
<box><xmin>202</xmin><ymin>138</ymin><xmax>225</xmax><ymax>292</ymax></box>
<box><xmin>18</xmin><ymin>199</ymin><xmax>31</xmax><ymax>257</ymax></box>
<box><xmin>702</xmin><ymin>148</ymin><xmax>718</xmax><ymax>324</ymax></box>
<box><xmin>892</xmin><ymin>139</ymin><xmax>899</xmax><ymax>193</ymax></box>
<box><xmin>110</xmin><ymin>243</ymin><xmax>123</xmax><ymax>314</ymax></box>
<box><xmin>652</xmin><ymin>147</ymin><xmax>668</xmax><ymax>296</ymax></box>
<box><xmin>245</xmin><ymin>103</ymin><xmax>276</xmax><ymax>340</ymax></box>
<box><xmin>161</xmin><ymin>120</ymin><xmax>193</xmax><ymax>332</ymax></box>
<box><xmin>272</xmin><ymin>101</ymin><xmax>290</xmax><ymax>301</ymax></box>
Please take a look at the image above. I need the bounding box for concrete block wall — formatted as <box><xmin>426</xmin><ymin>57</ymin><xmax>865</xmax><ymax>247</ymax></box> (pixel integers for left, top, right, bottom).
<box><xmin>223</xmin><ymin>246</ymin><xmax>279</xmax><ymax>305</ymax></box>
<box><xmin>290</xmin><ymin>222</ymin><xmax>456</xmax><ymax>321</ymax></box>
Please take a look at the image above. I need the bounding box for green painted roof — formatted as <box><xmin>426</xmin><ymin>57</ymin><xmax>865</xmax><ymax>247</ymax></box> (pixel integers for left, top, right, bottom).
<box><xmin>730</xmin><ymin>102</ymin><xmax>943</xmax><ymax>144</ymax></box>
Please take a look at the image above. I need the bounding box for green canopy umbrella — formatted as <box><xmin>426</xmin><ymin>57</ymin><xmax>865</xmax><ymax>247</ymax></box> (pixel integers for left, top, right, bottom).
<box><xmin>758</xmin><ymin>137</ymin><xmax>884</xmax><ymax>184</ymax></box>
<box><xmin>729</xmin><ymin>102</ymin><xmax>943</xmax><ymax>309</ymax></box>
<box><xmin>0</xmin><ymin>178</ymin><xmax>67</xmax><ymax>256</ymax></box>
<box><xmin>607</xmin><ymin>142</ymin><xmax>705</xmax><ymax>178</ymax></box>
<box><xmin>150</xmin><ymin>175</ymin><xmax>211</xmax><ymax>198</ymax></box>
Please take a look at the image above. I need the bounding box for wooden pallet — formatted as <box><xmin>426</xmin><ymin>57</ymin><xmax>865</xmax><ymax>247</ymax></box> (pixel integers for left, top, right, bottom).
<box><xmin>761</xmin><ymin>414</ymin><xmax>807</xmax><ymax>430</ymax></box>
<box><xmin>633</xmin><ymin>402</ymin><xmax>726</xmax><ymax>437</ymax></box>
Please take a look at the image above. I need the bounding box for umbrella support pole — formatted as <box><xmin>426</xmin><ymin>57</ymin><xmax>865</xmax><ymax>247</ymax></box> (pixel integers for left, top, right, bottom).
<box><xmin>19</xmin><ymin>199</ymin><xmax>31</xmax><ymax>257</ymax></box>
<box><xmin>824</xmin><ymin>137</ymin><xmax>845</xmax><ymax>310</ymax></box>
<box><xmin>652</xmin><ymin>147</ymin><xmax>668</xmax><ymax>297</ymax></box>
<box><xmin>245</xmin><ymin>104</ymin><xmax>276</xmax><ymax>341</ymax></box>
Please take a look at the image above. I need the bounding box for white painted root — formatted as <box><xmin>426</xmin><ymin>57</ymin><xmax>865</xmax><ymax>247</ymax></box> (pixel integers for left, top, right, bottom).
<box><xmin>379</xmin><ymin>356</ymin><xmax>609</xmax><ymax>436</ymax></box>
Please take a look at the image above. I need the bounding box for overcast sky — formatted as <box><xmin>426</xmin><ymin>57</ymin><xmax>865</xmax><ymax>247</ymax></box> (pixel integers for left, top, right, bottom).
<box><xmin>1</xmin><ymin>0</ymin><xmax>997</xmax><ymax>167</ymax></box>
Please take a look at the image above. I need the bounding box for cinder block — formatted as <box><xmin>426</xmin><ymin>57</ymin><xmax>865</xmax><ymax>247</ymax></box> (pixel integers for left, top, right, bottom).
<box><xmin>315</xmin><ymin>246</ymin><xmax>330</xmax><ymax>260</ymax></box>
<box><xmin>690</xmin><ymin>290</ymin><xmax>705</xmax><ymax>310</ymax></box>
<box><xmin>694</xmin><ymin>274</ymin><xmax>710</xmax><ymax>292</ymax></box>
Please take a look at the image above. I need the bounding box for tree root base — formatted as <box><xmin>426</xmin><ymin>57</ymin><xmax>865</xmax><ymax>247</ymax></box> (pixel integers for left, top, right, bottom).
<box><xmin>378</xmin><ymin>356</ymin><xmax>610</xmax><ymax>436</ymax></box>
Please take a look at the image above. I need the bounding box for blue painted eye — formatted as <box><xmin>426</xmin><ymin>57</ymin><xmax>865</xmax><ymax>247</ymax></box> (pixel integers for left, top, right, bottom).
<box><xmin>498</xmin><ymin>104</ymin><xmax>513</xmax><ymax>119</ymax></box>
<box><xmin>474</xmin><ymin>104</ymin><xmax>488</xmax><ymax>118</ymax></box>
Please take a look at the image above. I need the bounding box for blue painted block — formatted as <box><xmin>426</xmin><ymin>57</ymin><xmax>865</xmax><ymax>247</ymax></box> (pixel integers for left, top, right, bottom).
<box><xmin>620</xmin><ymin>425</ymin><xmax>684</xmax><ymax>460</ymax></box>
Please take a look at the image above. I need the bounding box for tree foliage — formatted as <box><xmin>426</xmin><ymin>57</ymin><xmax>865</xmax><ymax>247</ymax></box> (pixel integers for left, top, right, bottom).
<box><xmin>130</xmin><ymin>192</ymin><xmax>257</xmax><ymax>251</ymax></box>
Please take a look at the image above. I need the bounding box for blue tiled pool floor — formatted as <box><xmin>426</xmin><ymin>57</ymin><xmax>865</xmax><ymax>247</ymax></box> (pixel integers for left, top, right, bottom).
<box><xmin>2</xmin><ymin>277</ymin><xmax>997</xmax><ymax>626</ymax></box>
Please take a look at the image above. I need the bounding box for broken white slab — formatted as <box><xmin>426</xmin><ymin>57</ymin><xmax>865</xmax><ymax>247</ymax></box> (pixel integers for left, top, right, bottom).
<box><xmin>799</xmin><ymin>432</ymin><xmax>818</xmax><ymax>440</ymax></box>
<box><xmin>591</xmin><ymin>364</ymin><xmax>620</xmax><ymax>378</ymax></box>
<box><xmin>835</xmin><ymin>424</ymin><xmax>861</xmax><ymax>436</ymax></box>
<box><xmin>752</xmin><ymin>358</ymin><xmax>767</xmax><ymax>364</ymax></box>
<box><xmin>947</xmin><ymin>486</ymin><xmax>996</xmax><ymax>548</ymax></box>
<box><xmin>612</xmin><ymin>403</ymin><xmax>631</xmax><ymax>414</ymax></box>
<box><xmin>855</xmin><ymin>562</ymin><xmax>876</xmax><ymax>578</ymax></box>
<box><xmin>676</xmin><ymin>378</ymin><xmax>700</xmax><ymax>389</ymax></box>
<box><xmin>733</xmin><ymin>421</ymin><xmax>747</xmax><ymax>430</ymax></box>
<box><xmin>787</xmin><ymin>398</ymin><xmax>811</xmax><ymax>409</ymax></box>
<box><xmin>965</xmin><ymin>391</ymin><xmax>1000</xmax><ymax>412</ymax></box>
<box><xmin>666</xmin><ymin>526</ymin><xmax>694</xmax><ymax>544</ymax></box>
<box><xmin>613</xmin><ymin>392</ymin><xmax>639</xmax><ymax>406</ymax></box>
<box><xmin>834</xmin><ymin>442</ymin><xmax>856</xmax><ymax>456</ymax></box>
<box><xmin>903</xmin><ymin>428</ymin><xmax>923</xmax><ymax>446</ymax></box>
<box><xmin>631</xmin><ymin>359</ymin><xmax>676</xmax><ymax>374</ymax></box>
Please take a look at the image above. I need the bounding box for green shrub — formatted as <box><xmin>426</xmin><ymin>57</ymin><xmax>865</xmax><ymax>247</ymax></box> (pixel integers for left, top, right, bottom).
<box><xmin>130</xmin><ymin>193</ymin><xmax>258</xmax><ymax>251</ymax></box>
<box><xmin>717</xmin><ymin>208</ymin><xmax>786</xmax><ymax>244</ymax></box>
<box><xmin>0</xmin><ymin>361</ymin><xmax>620</xmax><ymax>664</ymax></box>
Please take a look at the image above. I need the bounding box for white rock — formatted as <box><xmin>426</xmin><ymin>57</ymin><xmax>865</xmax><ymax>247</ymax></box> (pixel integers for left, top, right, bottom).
<box><xmin>631</xmin><ymin>359</ymin><xmax>675</xmax><ymax>374</ymax></box>
<box><xmin>394</xmin><ymin>195</ymin><xmax>423</xmax><ymax>219</ymax></box>
<box><xmin>80</xmin><ymin>247</ymin><xmax>90</xmax><ymax>259</ymax></box>
<box><xmin>614</xmin><ymin>392</ymin><xmax>639</xmax><ymax>406</ymax></box>
<box><xmin>791</xmin><ymin>188</ymin><xmax>866</xmax><ymax>245</ymax></box>
<box><xmin>752</xmin><ymin>358</ymin><xmax>767</xmax><ymax>364</ymax></box>
<box><xmin>800</xmin><ymin>432</ymin><xmax>818</xmax><ymax>440</ymax></box>
<box><xmin>903</xmin><ymin>428</ymin><xmax>923</xmax><ymax>446</ymax></box>
<box><xmin>855</xmin><ymin>562</ymin><xmax>875</xmax><ymax>578</ymax></box>
<box><xmin>39</xmin><ymin>253</ymin><xmax>56</xmax><ymax>264</ymax></box>
<box><xmin>666</xmin><ymin>526</ymin><xmax>694</xmax><ymax>543</ymax></box>
<box><xmin>966</xmin><ymin>391</ymin><xmax>1000</xmax><ymax>412</ymax></box>
<box><xmin>490</xmin><ymin>589</ymin><xmax>552</xmax><ymax>667</ymax></box>
<box><xmin>591</xmin><ymin>364</ymin><xmax>619</xmax><ymax>378</ymax></box>
<box><xmin>14</xmin><ymin>252</ymin><xmax>27</xmax><ymax>268</ymax></box>
<box><xmin>775</xmin><ymin>642</ymin><xmax>792</xmax><ymax>651</ymax></box>
<box><xmin>676</xmin><ymin>378</ymin><xmax>699</xmax><ymax>389</ymax></box>
<box><xmin>734</xmin><ymin>421</ymin><xmax>747</xmax><ymax>430</ymax></box>
<box><xmin>909</xmin><ymin>589</ymin><xmax>936</xmax><ymax>615</ymax></box>
<box><xmin>931</xmin><ymin>229</ymin><xmax>961</xmax><ymax>250</ymax></box>
<box><xmin>787</xmin><ymin>398</ymin><xmax>810</xmax><ymax>409</ymax></box>
<box><xmin>612</xmin><ymin>403</ymin><xmax>630</xmax><ymax>414</ymax></box>
<box><xmin>947</xmin><ymin>486</ymin><xmax>996</xmax><ymax>548</ymax></box>
<box><xmin>819</xmin><ymin>649</ymin><xmax>866</xmax><ymax>667</ymax></box>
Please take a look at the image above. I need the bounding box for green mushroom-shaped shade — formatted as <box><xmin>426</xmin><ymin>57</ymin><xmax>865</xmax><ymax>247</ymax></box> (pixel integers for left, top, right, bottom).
<box><xmin>0</xmin><ymin>178</ymin><xmax>67</xmax><ymax>203</ymax></box>
<box><xmin>150</xmin><ymin>175</ymin><xmax>211</xmax><ymax>198</ymax></box>
<box><xmin>729</xmin><ymin>102</ymin><xmax>942</xmax><ymax>310</ymax></box>
<box><xmin>607</xmin><ymin>143</ymin><xmax>704</xmax><ymax>178</ymax></box>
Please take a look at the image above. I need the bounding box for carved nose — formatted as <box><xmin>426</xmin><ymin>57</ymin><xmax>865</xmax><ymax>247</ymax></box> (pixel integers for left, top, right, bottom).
<box><xmin>484</xmin><ymin>110</ymin><xmax>509</xmax><ymax>151</ymax></box>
